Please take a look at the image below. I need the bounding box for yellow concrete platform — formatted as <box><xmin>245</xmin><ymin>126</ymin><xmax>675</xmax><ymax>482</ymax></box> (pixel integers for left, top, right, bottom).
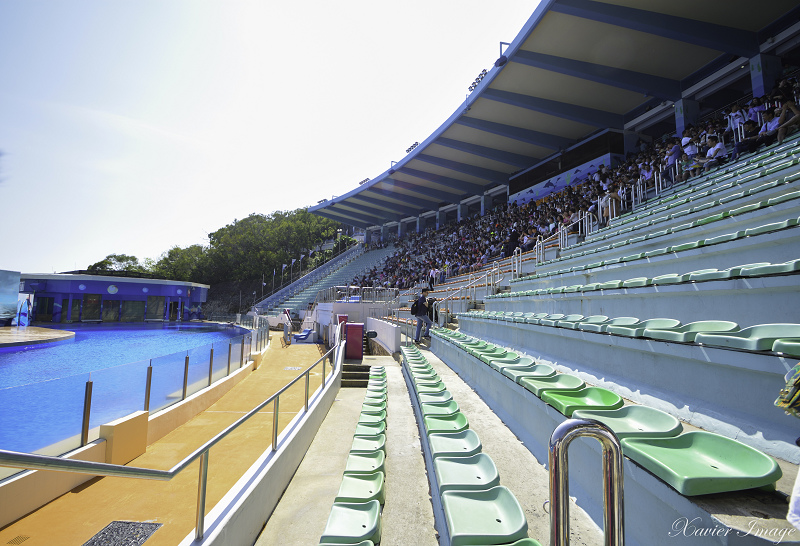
<box><xmin>0</xmin><ymin>326</ymin><xmax>75</xmax><ymax>348</ymax></box>
<box><xmin>0</xmin><ymin>336</ymin><xmax>329</xmax><ymax>546</ymax></box>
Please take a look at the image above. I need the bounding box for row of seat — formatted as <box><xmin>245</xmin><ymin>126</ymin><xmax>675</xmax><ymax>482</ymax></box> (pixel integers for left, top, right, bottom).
<box><xmin>511</xmin><ymin>209</ymin><xmax>800</xmax><ymax>287</ymax></box>
<box><xmin>492</xmin><ymin>257</ymin><xmax>800</xmax><ymax>299</ymax></box>
<box><xmin>319</xmin><ymin>366</ymin><xmax>388</xmax><ymax>546</ymax></box>
<box><xmin>606</xmin><ymin>137</ymin><xmax>800</xmax><ymax>230</ymax></box>
<box><xmin>401</xmin><ymin>345</ymin><xmax>540</xmax><ymax>546</ymax></box>
<box><xmin>431</xmin><ymin>328</ymin><xmax>783</xmax><ymax>497</ymax></box>
<box><xmin>457</xmin><ymin>310</ymin><xmax>800</xmax><ymax>356</ymax></box>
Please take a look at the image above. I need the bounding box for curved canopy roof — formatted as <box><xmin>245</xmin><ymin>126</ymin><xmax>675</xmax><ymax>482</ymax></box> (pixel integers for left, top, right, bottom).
<box><xmin>309</xmin><ymin>0</ymin><xmax>800</xmax><ymax>230</ymax></box>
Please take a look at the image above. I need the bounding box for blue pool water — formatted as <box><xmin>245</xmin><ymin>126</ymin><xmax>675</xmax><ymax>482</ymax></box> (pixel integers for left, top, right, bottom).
<box><xmin>0</xmin><ymin>323</ymin><xmax>249</xmax><ymax>456</ymax></box>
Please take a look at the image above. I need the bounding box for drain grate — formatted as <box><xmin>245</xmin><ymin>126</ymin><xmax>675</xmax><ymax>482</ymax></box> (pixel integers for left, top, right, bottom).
<box><xmin>81</xmin><ymin>521</ymin><xmax>161</xmax><ymax>546</ymax></box>
<box><xmin>7</xmin><ymin>537</ymin><xmax>30</xmax><ymax>545</ymax></box>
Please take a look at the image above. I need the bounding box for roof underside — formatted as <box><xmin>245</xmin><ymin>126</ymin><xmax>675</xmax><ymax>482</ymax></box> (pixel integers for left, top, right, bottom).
<box><xmin>310</xmin><ymin>0</ymin><xmax>800</xmax><ymax>229</ymax></box>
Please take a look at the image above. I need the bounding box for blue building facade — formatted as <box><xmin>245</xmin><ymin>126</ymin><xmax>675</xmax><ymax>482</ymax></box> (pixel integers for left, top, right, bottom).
<box><xmin>20</xmin><ymin>273</ymin><xmax>209</xmax><ymax>323</ymax></box>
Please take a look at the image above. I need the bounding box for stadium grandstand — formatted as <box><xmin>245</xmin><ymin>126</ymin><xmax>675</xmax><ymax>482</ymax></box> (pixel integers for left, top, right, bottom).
<box><xmin>3</xmin><ymin>2</ymin><xmax>800</xmax><ymax>545</ymax></box>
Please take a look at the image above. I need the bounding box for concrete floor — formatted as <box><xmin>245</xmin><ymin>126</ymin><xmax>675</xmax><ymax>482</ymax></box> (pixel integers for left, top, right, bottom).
<box><xmin>0</xmin><ymin>336</ymin><xmax>328</xmax><ymax>546</ymax></box>
<box><xmin>256</xmin><ymin>354</ymin><xmax>438</xmax><ymax>546</ymax></box>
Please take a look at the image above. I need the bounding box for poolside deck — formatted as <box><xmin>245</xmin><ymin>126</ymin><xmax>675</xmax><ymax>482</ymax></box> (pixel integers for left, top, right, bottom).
<box><xmin>0</xmin><ymin>326</ymin><xmax>75</xmax><ymax>348</ymax></box>
<box><xmin>0</xmin><ymin>335</ymin><xmax>329</xmax><ymax>546</ymax></box>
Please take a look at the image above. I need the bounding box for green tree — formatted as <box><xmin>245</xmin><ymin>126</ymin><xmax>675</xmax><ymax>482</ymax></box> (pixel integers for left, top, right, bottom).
<box><xmin>87</xmin><ymin>253</ymin><xmax>147</xmax><ymax>273</ymax></box>
<box><xmin>151</xmin><ymin>245</ymin><xmax>207</xmax><ymax>281</ymax></box>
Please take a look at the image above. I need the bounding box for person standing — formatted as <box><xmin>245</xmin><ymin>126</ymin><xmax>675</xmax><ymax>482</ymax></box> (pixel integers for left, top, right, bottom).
<box><xmin>413</xmin><ymin>288</ymin><xmax>433</xmax><ymax>343</ymax></box>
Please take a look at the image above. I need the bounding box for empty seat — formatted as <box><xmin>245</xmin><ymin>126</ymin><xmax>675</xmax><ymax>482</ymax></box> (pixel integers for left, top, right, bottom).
<box><xmin>572</xmin><ymin>406</ymin><xmax>682</xmax><ymax>439</ymax></box>
<box><xmin>418</xmin><ymin>390</ymin><xmax>453</xmax><ymax>404</ymax></box>
<box><xmin>502</xmin><ymin>363</ymin><xmax>556</xmax><ymax>383</ymax></box>
<box><xmin>424</xmin><ymin>412</ymin><xmax>470</xmax><ymax>435</ymax></box>
<box><xmin>355</xmin><ymin>422</ymin><xmax>385</xmax><ymax>436</ymax></box>
<box><xmin>361</xmin><ymin>401</ymin><xmax>387</xmax><ymax>414</ymax></box>
<box><xmin>351</xmin><ymin>434</ymin><xmax>386</xmax><ymax>454</ymax></box>
<box><xmin>606</xmin><ymin>318</ymin><xmax>681</xmax><ymax>338</ymax></box>
<box><xmin>429</xmin><ymin>429</ymin><xmax>482</xmax><ymax>459</ymax></box>
<box><xmin>538</xmin><ymin>313</ymin><xmax>566</xmax><ymax>326</ymax></box>
<box><xmin>345</xmin><ymin>451</ymin><xmax>385</xmax><ymax>475</ymax></box>
<box><xmin>773</xmin><ymin>338</ymin><xmax>800</xmax><ymax>358</ymax></box>
<box><xmin>694</xmin><ymin>323</ymin><xmax>800</xmax><ymax>351</ymax></box>
<box><xmin>621</xmin><ymin>432</ymin><xmax>782</xmax><ymax>496</ymax></box>
<box><xmin>358</xmin><ymin>412</ymin><xmax>386</xmax><ymax>425</ymax></box>
<box><xmin>487</xmin><ymin>355</ymin><xmax>536</xmax><ymax>372</ymax></box>
<box><xmin>434</xmin><ymin>453</ymin><xmax>500</xmax><ymax>494</ymax></box>
<box><xmin>416</xmin><ymin>381</ymin><xmax>447</xmax><ymax>394</ymax></box>
<box><xmin>441</xmin><ymin>486</ymin><xmax>529</xmax><ymax>546</ymax></box>
<box><xmin>643</xmin><ymin>320</ymin><xmax>739</xmax><ymax>343</ymax></box>
<box><xmin>422</xmin><ymin>400</ymin><xmax>460</xmax><ymax>416</ymax></box>
<box><xmin>319</xmin><ymin>500</ymin><xmax>382</xmax><ymax>544</ymax></box>
<box><xmin>739</xmin><ymin>259</ymin><xmax>800</xmax><ymax>276</ymax></box>
<box><xmin>541</xmin><ymin>387</ymin><xmax>624</xmax><ymax>417</ymax></box>
<box><xmin>481</xmin><ymin>350</ymin><xmax>519</xmax><ymax>364</ymax></box>
<box><xmin>519</xmin><ymin>373</ymin><xmax>585</xmax><ymax>397</ymax></box>
<box><xmin>578</xmin><ymin>316</ymin><xmax>638</xmax><ymax>333</ymax></box>
<box><xmin>335</xmin><ymin>471</ymin><xmax>386</xmax><ymax>504</ymax></box>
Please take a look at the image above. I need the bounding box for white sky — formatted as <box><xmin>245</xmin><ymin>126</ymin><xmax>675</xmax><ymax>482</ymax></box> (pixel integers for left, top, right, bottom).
<box><xmin>0</xmin><ymin>0</ymin><xmax>539</xmax><ymax>273</ymax></box>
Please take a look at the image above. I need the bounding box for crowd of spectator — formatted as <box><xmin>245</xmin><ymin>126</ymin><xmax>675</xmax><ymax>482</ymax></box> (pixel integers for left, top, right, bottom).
<box><xmin>354</xmin><ymin>76</ymin><xmax>800</xmax><ymax>291</ymax></box>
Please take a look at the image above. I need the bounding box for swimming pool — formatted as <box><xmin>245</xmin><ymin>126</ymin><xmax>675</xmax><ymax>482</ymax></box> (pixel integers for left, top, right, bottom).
<box><xmin>0</xmin><ymin>322</ymin><xmax>255</xmax><ymax>465</ymax></box>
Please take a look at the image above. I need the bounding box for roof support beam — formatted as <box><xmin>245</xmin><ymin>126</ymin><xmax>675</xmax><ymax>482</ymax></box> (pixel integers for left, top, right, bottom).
<box><xmin>381</xmin><ymin>178</ymin><xmax>464</xmax><ymax>204</ymax></box>
<box><xmin>512</xmin><ymin>50</ymin><xmax>681</xmax><ymax>100</ymax></box>
<box><xmin>551</xmin><ymin>0</ymin><xmax>759</xmax><ymax>58</ymax></box>
<box><xmin>414</xmin><ymin>154</ymin><xmax>509</xmax><ymax>184</ymax></box>
<box><xmin>351</xmin><ymin>195</ymin><xmax>422</xmax><ymax>217</ymax></box>
<box><xmin>435</xmin><ymin>138</ymin><xmax>538</xmax><ymax>168</ymax></box>
<box><xmin>366</xmin><ymin>187</ymin><xmax>439</xmax><ymax>209</ymax></box>
<box><xmin>314</xmin><ymin>209</ymin><xmax>371</xmax><ymax>229</ymax></box>
<box><xmin>398</xmin><ymin>167</ymin><xmax>487</xmax><ymax>195</ymax></box>
<box><xmin>455</xmin><ymin>116</ymin><xmax>573</xmax><ymax>150</ymax></box>
<box><xmin>328</xmin><ymin>205</ymin><xmax>386</xmax><ymax>226</ymax></box>
<box><xmin>482</xmin><ymin>88</ymin><xmax>623</xmax><ymax>128</ymax></box>
<box><xmin>336</xmin><ymin>201</ymin><xmax>403</xmax><ymax>222</ymax></box>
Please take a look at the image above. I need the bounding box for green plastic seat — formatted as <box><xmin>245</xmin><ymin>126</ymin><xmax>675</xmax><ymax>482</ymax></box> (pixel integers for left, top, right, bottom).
<box><xmin>412</xmin><ymin>370</ymin><xmax>438</xmax><ymax>382</ymax></box>
<box><xmin>487</xmin><ymin>355</ymin><xmax>536</xmax><ymax>372</ymax></box>
<box><xmin>572</xmin><ymin>406</ymin><xmax>682</xmax><ymax>439</ymax></box>
<box><xmin>620</xmin><ymin>253</ymin><xmax>643</xmax><ymax>263</ymax></box>
<box><xmin>434</xmin><ymin>453</ymin><xmax>500</xmax><ymax>494</ymax></box>
<box><xmin>538</xmin><ymin>313</ymin><xmax>566</xmax><ymax>326</ymax></box>
<box><xmin>553</xmin><ymin>314</ymin><xmax>585</xmax><ymax>328</ymax></box>
<box><xmin>740</xmin><ymin>259</ymin><xmax>800</xmax><ymax>276</ymax></box>
<box><xmin>652</xmin><ymin>273</ymin><xmax>683</xmax><ymax>285</ymax></box>
<box><xmin>519</xmin><ymin>373</ymin><xmax>585</xmax><ymax>397</ymax></box>
<box><xmin>524</xmin><ymin>313</ymin><xmax>549</xmax><ymax>324</ymax></box>
<box><xmin>511</xmin><ymin>313</ymin><xmax>536</xmax><ymax>323</ymax></box>
<box><xmin>599</xmin><ymin>280</ymin><xmax>623</xmax><ymax>290</ymax></box>
<box><xmin>481</xmin><ymin>351</ymin><xmax>519</xmax><ymax>364</ymax></box>
<box><xmin>441</xmin><ymin>486</ymin><xmax>529</xmax><ymax>546</ymax></box>
<box><xmin>358</xmin><ymin>411</ymin><xmax>386</xmax><ymax>425</ymax></box>
<box><xmin>744</xmin><ymin>219</ymin><xmax>798</xmax><ymax>237</ymax></box>
<box><xmin>580</xmin><ymin>283</ymin><xmax>602</xmax><ymax>292</ymax></box>
<box><xmin>424</xmin><ymin>412</ymin><xmax>470</xmax><ymax>435</ymax></box>
<box><xmin>361</xmin><ymin>401</ymin><xmax>387</xmax><ymax>414</ymax></box>
<box><xmin>319</xmin><ymin>500</ymin><xmax>382</xmax><ymax>544</ymax></box>
<box><xmin>366</xmin><ymin>386</ymin><xmax>386</xmax><ymax>395</ymax></box>
<box><xmin>643</xmin><ymin>320</ymin><xmax>739</xmax><ymax>342</ymax></box>
<box><xmin>728</xmin><ymin>202</ymin><xmax>763</xmax><ymax>216</ymax></box>
<box><xmin>621</xmin><ymin>432</ymin><xmax>782</xmax><ymax>496</ymax></box>
<box><xmin>422</xmin><ymin>400</ymin><xmax>460</xmax><ymax>416</ymax></box>
<box><xmin>364</xmin><ymin>392</ymin><xmax>386</xmax><ymax>402</ymax></box>
<box><xmin>570</xmin><ymin>315</ymin><xmax>609</xmax><ymax>330</ymax></box>
<box><xmin>607</xmin><ymin>318</ymin><xmax>681</xmax><ymax>337</ymax></box>
<box><xmin>472</xmin><ymin>347</ymin><xmax>506</xmax><ymax>359</ymax></box>
<box><xmin>355</xmin><ymin>422</ymin><xmax>386</xmax><ymax>436</ymax></box>
<box><xmin>767</xmin><ymin>190</ymin><xmax>800</xmax><ymax>206</ymax></box>
<box><xmin>622</xmin><ymin>277</ymin><xmax>652</xmax><ymax>288</ymax></box>
<box><xmin>335</xmin><ymin>471</ymin><xmax>386</xmax><ymax>504</ymax></box>
<box><xmin>695</xmin><ymin>323</ymin><xmax>800</xmax><ymax>351</ymax></box>
<box><xmin>502</xmin><ymin>363</ymin><xmax>556</xmax><ymax>383</ymax></box>
<box><xmin>345</xmin><ymin>451</ymin><xmax>385</xmax><ymax>475</ymax></box>
<box><xmin>541</xmin><ymin>387</ymin><xmax>624</xmax><ymax>417</ymax></box>
<box><xmin>773</xmin><ymin>339</ymin><xmax>800</xmax><ymax>358</ymax></box>
<box><xmin>579</xmin><ymin>316</ymin><xmax>638</xmax><ymax>333</ymax></box>
<box><xmin>429</xmin><ymin>429</ymin><xmax>482</xmax><ymax>459</ymax></box>
<box><xmin>644</xmin><ymin>248</ymin><xmax>668</xmax><ymax>258</ymax></box>
<box><xmin>351</xmin><ymin>434</ymin><xmax>386</xmax><ymax>454</ymax></box>
<box><xmin>669</xmin><ymin>240</ymin><xmax>702</xmax><ymax>252</ymax></box>
<box><xmin>416</xmin><ymin>382</ymin><xmax>447</xmax><ymax>395</ymax></box>
<box><xmin>318</xmin><ymin>541</ymin><xmax>374</xmax><ymax>546</ymax></box>
<box><xmin>418</xmin><ymin>390</ymin><xmax>453</xmax><ymax>404</ymax></box>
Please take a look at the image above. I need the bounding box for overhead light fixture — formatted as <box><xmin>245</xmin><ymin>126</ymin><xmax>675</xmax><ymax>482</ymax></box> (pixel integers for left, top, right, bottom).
<box><xmin>406</xmin><ymin>142</ymin><xmax>420</xmax><ymax>154</ymax></box>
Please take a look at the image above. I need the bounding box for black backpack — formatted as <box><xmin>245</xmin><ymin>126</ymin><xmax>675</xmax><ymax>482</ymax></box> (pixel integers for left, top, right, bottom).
<box><xmin>410</xmin><ymin>300</ymin><xmax>419</xmax><ymax>315</ymax></box>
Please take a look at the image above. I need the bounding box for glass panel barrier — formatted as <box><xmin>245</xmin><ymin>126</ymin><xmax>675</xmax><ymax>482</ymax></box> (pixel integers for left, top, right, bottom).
<box><xmin>88</xmin><ymin>359</ymin><xmax>150</xmax><ymax>434</ymax></box>
<box><xmin>229</xmin><ymin>337</ymin><xmax>242</xmax><ymax>370</ymax></box>
<box><xmin>211</xmin><ymin>340</ymin><xmax>229</xmax><ymax>384</ymax></box>
<box><xmin>186</xmin><ymin>345</ymin><xmax>212</xmax><ymax>398</ymax></box>
<box><xmin>149</xmin><ymin>351</ymin><xmax>188</xmax><ymax>413</ymax></box>
<box><xmin>0</xmin><ymin>372</ymin><xmax>90</xmax><ymax>480</ymax></box>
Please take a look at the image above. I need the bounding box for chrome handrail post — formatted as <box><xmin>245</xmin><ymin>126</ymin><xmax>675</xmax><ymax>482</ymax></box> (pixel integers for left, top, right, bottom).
<box><xmin>81</xmin><ymin>380</ymin><xmax>93</xmax><ymax>447</ymax></box>
<box><xmin>144</xmin><ymin>363</ymin><xmax>153</xmax><ymax>412</ymax></box>
<box><xmin>182</xmin><ymin>354</ymin><xmax>190</xmax><ymax>400</ymax></box>
<box><xmin>549</xmin><ymin>418</ymin><xmax>624</xmax><ymax>546</ymax></box>
<box><xmin>195</xmin><ymin>450</ymin><xmax>209</xmax><ymax>540</ymax></box>
<box><xmin>305</xmin><ymin>372</ymin><xmax>310</xmax><ymax>412</ymax></box>
<box><xmin>272</xmin><ymin>395</ymin><xmax>280</xmax><ymax>451</ymax></box>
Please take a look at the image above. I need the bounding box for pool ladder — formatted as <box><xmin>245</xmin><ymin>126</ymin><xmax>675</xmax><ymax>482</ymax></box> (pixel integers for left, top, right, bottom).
<box><xmin>549</xmin><ymin>418</ymin><xmax>625</xmax><ymax>546</ymax></box>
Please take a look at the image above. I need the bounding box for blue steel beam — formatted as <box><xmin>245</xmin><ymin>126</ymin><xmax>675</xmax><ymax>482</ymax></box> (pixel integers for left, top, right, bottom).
<box><xmin>335</xmin><ymin>201</ymin><xmax>404</xmax><ymax>222</ymax></box>
<box><xmin>414</xmin><ymin>154</ymin><xmax>510</xmax><ymax>184</ymax></box>
<box><xmin>365</xmin><ymin>187</ymin><xmax>440</xmax><ymax>208</ymax></box>
<box><xmin>314</xmin><ymin>209</ymin><xmax>372</xmax><ymax>229</ymax></box>
<box><xmin>351</xmin><ymin>195</ymin><xmax>422</xmax><ymax>217</ymax></box>
<box><xmin>397</xmin><ymin>167</ymin><xmax>487</xmax><ymax>195</ymax></box>
<box><xmin>455</xmin><ymin>116</ymin><xmax>573</xmax><ymax>150</ymax></box>
<box><xmin>512</xmin><ymin>50</ymin><xmax>680</xmax><ymax>100</ymax></box>
<box><xmin>551</xmin><ymin>0</ymin><xmax>759</xmax><ymax>59</ymax></box>
<box><xmin>435</xmin><ymin>138</ymin><xmax>538</xmax><ymax>168</ymax></box>
<box><xmin>328</xmin><ymin>205</ymin><xmax>387</xmax><ymax>225</ymax></box>
<box><xmin>380</xmin><ymin>178</ymin><xmax>465</xmax><ymax>204</ymax></box>
<box><xmin>481</xmin><ymin>88</ymin><xmax>623</xmax><ymax>128</ymax></box>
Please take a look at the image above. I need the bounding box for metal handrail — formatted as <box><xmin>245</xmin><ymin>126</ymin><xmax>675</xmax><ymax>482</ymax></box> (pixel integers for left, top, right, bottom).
<box><xmin>549</xmin><ymin>418</ymin><xmax>625</xmax><ymax>546</ymax></box>
<box><xmin>0</xmin><ymin>321</ymin><xmax>346</xmax><ymax>542</ymax></box>
<box><xmin>432</xmin><ymin>263</ymin><xmax>501</xmax><ymax>326</ymax></box>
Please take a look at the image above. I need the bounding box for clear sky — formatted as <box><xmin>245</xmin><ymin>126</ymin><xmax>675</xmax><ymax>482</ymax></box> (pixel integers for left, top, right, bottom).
<box><xmin>0</xmin><ymin>0</ymin><xmax>538</xmax><ymax>274</ymax></box>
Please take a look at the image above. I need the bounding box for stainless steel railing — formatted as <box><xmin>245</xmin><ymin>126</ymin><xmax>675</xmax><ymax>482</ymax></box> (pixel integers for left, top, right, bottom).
<box><xmin>549</xmin><ymin>418</ymin><xmax>625</xmax><ymax>546</ymax></box>
<box><xmin>0</xmin><ymin>321</ymin><xmax>346</xmax><ymax>542</ymax></box>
